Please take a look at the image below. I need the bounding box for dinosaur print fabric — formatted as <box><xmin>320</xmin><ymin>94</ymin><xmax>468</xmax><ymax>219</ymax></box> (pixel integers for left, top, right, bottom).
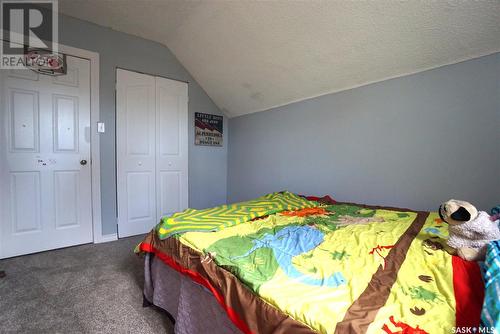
<box><xmin>140</xmin><ymin>196</ymin><xmax>485</xmax><ymax>334</ymax></box>
<box><xmin>177</xmin><ymin>203</ymin><xmax>462</xmax><ymax>333</ymax></box>
<box><xmin>156</xmin><ymin>191</ymin><xmax>318</xmax><ymax>239</ymax></box>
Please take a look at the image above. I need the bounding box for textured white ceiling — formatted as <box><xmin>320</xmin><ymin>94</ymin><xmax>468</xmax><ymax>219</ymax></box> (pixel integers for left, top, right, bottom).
<box><xmin>59</xmin><ymin>0</ymin><xmax>500</xmax><ymax>117</ymax></box>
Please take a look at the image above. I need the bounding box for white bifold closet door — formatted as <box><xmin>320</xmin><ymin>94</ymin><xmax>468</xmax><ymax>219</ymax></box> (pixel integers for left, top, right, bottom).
<box><xmin>116</xmin><ymin>69</ymin><xmax>188</xmax><ymax>238</ymax></box>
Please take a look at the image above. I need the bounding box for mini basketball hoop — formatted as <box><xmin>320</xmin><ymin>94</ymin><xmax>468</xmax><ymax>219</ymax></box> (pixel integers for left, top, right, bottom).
<box><xmin>24</xmin><ymin>49</ymin><xmax>67</xmax><ymax>76</ymax></box>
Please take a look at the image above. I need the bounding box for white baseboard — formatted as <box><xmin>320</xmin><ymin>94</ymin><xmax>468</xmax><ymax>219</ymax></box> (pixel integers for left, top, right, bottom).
<box><xmin>94</xmin><ymin>233</ymin><xmax>118</xmax><ymax>244</ymax></box>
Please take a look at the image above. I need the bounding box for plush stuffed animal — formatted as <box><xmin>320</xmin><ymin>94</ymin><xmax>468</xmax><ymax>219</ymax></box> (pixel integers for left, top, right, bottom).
<box><xmin>439</xmin><ymin>199</ymin><xmax>500</xmax><ymax>261</ymax></box>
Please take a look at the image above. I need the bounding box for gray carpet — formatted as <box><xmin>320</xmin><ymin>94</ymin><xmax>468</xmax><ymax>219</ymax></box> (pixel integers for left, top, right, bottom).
<box><xmin>0</xmin><ymin>236</ymin><xmax>174</xmax><ymax>334</ymax></box>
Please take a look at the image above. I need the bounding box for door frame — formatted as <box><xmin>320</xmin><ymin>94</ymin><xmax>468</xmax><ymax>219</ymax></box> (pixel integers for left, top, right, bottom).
<box><xmin>0</xmin><ymin>41</ymin><xmax>106</xmax><ymax>255</ymax></box>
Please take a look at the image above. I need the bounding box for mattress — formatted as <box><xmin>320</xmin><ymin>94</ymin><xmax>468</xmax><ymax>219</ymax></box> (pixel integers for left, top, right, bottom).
<box><xmin>139</xmin><ymin>195</ymin><xmax>485</xmax><ymax>334</ymax></box>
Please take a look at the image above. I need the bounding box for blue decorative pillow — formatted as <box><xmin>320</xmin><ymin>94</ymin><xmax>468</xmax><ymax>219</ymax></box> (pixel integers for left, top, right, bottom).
<box><xmin>481</xmin><ymin>240</ymin><xmax>500</xmax><ymax>332</ymax></box>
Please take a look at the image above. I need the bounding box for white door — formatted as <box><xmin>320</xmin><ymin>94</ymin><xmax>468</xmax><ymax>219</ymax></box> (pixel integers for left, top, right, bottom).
<box><xmin>0</xmin><ymin>56</ymin><xmax>93</xmax><ymax>259</ymax></box>
<box><xmin>116</xmin><ymin>69</ymin><xmax>188</xmax><ymax>238</ymax></box>
<box><xmin>155</xmin><ymin>76</ymin><xmax>188</xmax><ymax>222</ymax></box>
<box><xmin>116</xmin><ymin>70</ymin><xmax>156</xmax><ymax>237</ymax></box>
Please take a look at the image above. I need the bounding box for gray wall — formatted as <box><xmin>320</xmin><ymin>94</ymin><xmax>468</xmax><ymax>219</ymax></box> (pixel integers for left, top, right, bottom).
<box><xmin>58</xmin><ymin>15</ymin><xmax>228</xmax><ymax>235</ymax></box>
<box><xmin>228</xmin><ymin>53</ymin><xmax>500</xmax><ymax>212</ymax></box>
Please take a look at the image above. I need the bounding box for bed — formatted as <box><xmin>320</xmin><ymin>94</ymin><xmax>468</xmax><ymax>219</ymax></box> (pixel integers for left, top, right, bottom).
<box><xmin>138</xmin><ymin>192</ymin><xmax>486</xmax><ymax>334</ymax></box>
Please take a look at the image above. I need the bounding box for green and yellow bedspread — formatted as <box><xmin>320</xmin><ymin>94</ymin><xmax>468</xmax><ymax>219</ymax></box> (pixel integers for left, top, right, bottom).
<box><xmin>179</xmin><ymin>203</ymin><xmax>478</xmax><ymax>333</ymax></box>
<box><xmin>140</xmin><ymin>194</ymin><xmax>484</xmax><ymax>334</ymax></box>
<box><xmin>156</xmin><ymin>191</ymin><xmax>317</xmax><ymax>239</ymax></box>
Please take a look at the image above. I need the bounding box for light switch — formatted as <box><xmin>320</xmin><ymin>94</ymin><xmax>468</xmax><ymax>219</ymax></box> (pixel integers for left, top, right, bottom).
<box><xmin>97</xmin><ymin>122</ymin><xmax>105</xmax><ymax>133</ymax></box>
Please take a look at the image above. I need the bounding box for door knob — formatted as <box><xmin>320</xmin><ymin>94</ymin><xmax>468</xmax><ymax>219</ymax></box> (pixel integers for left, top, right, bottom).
<box><xmin>80</xmin><ymin>159</ymin><xmax>88</xmax><ymax>166</ymax></box>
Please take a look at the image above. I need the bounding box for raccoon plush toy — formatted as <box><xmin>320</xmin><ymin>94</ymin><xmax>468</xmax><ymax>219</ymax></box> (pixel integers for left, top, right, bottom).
<box><xmin>439</xmin><ymin>199</ymin><xmax>500</xmax><ymax>261</ymax></box>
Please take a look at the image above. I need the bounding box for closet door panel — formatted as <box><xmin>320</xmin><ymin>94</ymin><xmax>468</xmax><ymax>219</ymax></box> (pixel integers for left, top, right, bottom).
<box><xmin>156</xmin><ymin>77</ymin><xmax>188</xmax><ymax>221</ymax></box>
<box><xmin>116</xmin><ymin>69</ymin><xmax>156</xmax><ymax>237</ymax></box>
<box><xmin>116</xmin><ymin>70</ymin><xmax>188</xmax><ymax>238</ymax></box>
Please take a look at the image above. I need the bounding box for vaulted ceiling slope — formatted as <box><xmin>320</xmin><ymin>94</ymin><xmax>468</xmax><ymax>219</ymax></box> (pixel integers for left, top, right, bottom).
<box><xmin>59</xmin><ymin>1</ymin><xmax>500</xmax><ymax>117</ymax></box>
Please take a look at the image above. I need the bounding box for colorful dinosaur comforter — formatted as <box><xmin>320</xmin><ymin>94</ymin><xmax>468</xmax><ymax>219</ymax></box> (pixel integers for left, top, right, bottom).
<box><xmin>139</xmin><ymin>195</ymin><xmax>484</xmax><ymax>334</ymax></box>
<box><xmin>156</xmin><ymin>191</ymin><xmax>317</xmax><ymax>239</ymax></box>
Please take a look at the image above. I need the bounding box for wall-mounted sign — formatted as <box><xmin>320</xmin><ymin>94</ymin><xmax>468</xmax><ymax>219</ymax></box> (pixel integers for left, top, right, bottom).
<box><xmin>195</xmin><ymin>112</ymin><xmax>223</xmax><ymax>146</ymax></box>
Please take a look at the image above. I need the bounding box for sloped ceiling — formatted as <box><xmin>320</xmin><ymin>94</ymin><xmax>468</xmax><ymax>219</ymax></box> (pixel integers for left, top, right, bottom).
<box><xmin>59</xmin><ymin>0</ymin><xmax>500</xmax><ymax>117</ymax></box>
